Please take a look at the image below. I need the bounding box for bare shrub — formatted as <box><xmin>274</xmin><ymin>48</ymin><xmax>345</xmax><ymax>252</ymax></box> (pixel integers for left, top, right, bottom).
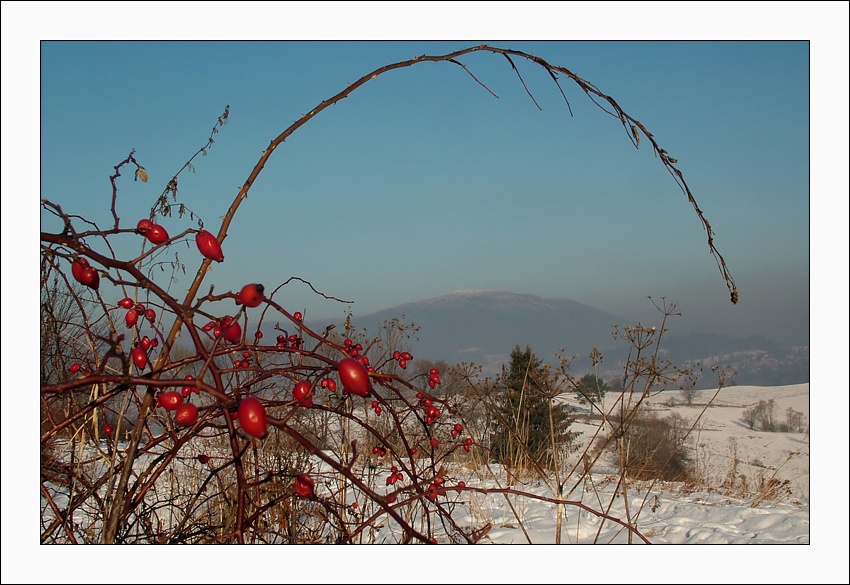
<box><xmin>680</xmin><ymin>385</ymin><xmax>698</xmax><ymax>406</ymax></box>
<box><xmin>756</xmin><ymin>399</ymin><xmax>777</xmax><ymax>432</ymax></box>
<box><xmin>611</xmin><ymin>410</ymin><xmax>692</xmax><ymax>481</ymax></box>
<box><xmin>743</xmin><ymin>403</ymin><xmax>806</xmax><ymax>434</ymax></box>
<box><xmin>40</xmin><ymin>44</ymin><xmax>739</xmax><ymax>545</ymax></box>
<box><xmin>785</xmin><ymin>407</ymin><xmax>805</xmax><ymax>433</ymax></box>
<box><xmin>742</xmin><ymin>404</ymin><xmax>758</xmax><ymax>429</ymax></box>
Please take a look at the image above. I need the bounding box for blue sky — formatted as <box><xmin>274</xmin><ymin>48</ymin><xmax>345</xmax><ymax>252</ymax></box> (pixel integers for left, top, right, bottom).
<box><xmin>10</xmin><ymin>3</ymin><xmax>849</xmax><ymax>353</ymax></box>
<box><xmin>36</xmin><ymin>38</ymin><xmax>812</xmax><ymax>346</ymax></box>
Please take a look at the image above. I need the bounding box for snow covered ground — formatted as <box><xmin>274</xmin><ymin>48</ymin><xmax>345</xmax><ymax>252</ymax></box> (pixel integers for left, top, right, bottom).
<box><xmin>15</xmin><ymin>383</ymin><xmax>850</xmax><ymax>584</ymax></box>
<box><xmin>370</xmin><ymin>384</ymin><xmax>813</xmax><ymax>546</ymax></box>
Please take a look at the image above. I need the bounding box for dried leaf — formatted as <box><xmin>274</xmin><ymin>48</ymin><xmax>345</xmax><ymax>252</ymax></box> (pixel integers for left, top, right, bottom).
<box><xmin>630</xmin><ymin>124</ymin><xmax>640</xmax><ymax>147</ymax></box>
<box><xmin>136</xmin><ymin>168</ymin><xmax>149</xmax><ymax>183</ymax></box>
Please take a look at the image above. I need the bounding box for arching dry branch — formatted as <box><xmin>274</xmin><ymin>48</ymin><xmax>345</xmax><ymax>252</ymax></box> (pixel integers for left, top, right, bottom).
<box><xmin>40</xmin><ymin>45</ymin><xmax>737</xmax><ymax>545</ymax></box>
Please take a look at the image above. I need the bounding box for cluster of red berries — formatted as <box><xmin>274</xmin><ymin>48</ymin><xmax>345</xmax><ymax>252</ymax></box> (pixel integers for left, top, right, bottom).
<box><xmin>156</xmin><ymin>390</ymin><xmax>199</xmax><ymax>426</ymax></box>
<box><xmin>450</xmin><ymin>422</ymin><xmax>464</xmax><ymax>439</ymax></box>
<box><xmin>201</xmin><ymin>315</ymin><xmax>242</xmax><ymax>343</ymax></box>
<box><xmin>181</xmin><ymin>374</ymin><xmax>200</xmax><ymax>397</ymax></box>
<box><xmin>119</xmin><ymin>298</ymin><xmax>157</xmax><ymax>328</ymax></box>
<box><xmin>136</xmin><ymin>335</ymin><xmax>156</xmax><ymax>350</ymax></box>
<box><xmin>371</xmin><ymin>445</ymin><xmax>388</xmax><ymax>457</ymax></box>
<box><xmin>344</xmin><ymin>338</ymin><xmax>366</xmax><ymax>359</ymax></box>
<box><xmin>136</xmin><ymin>219</ymin><xmax>169</xmax><ymax>245</ymax></box>
<box><xmin>426</xmin><ymin>368</ymin><xmax>441</xmax><ymax>388</ymax></box>
<box><xmin>391</xmin><ymin>350</ymin><xmax>413</xmax><ymax>369</ymax></box>
<box><xmin>426</xmin><ymin>477</ymin><xmax>447</xmax><ymax>501</ymax></box>
<box><xmin>275</xmin><ymin>333</ymin><xmax>302</xmax><ymax>349</ymax></box>
<box><xmin>69</xmin><ymin>221</ymin><xmax>222</xmax><ymax>296</ymax></box>
<box><xmin>71</xmin><ymin>257</ymin><xmax>99</xmax><ymax>290</ymax></box>
<box><xmin>385</xmin><ymin>465</ymin><xmax>403</xmax><ymax>486</ymax></box>
<box><xmin>343</xmin><ymin>339</ymin><xmax>375</xmax><ymax>372</ymax></box>
<box><xmin>233</xmin><ymin>350</ymin><xmax>253</xmax><ymax>369</ymax></box>
<box><xmin>416</xmin><ymin>392</ymin><xmax>442</xmax><ymax>425</ymax></box>
<box><xmin>370</xmin><ymin>400</ymin><xmax>382</xmax><ymax>415</ymax></box>
<box><xmin>343</xmin><ymin>338</ymin><xmax>375</xmax><ymax>373</ymax></box>
<box><xmin>426</xmin><ymin>478</ymin><xmax>467</xmax><ymax>501</ymax></box>
<box><xmin>138</xmin><ymin>220</ymin><xmax>229</xmax><ymax>267</ymax></box>
<box><xmin>319</xmin><ymin>377</ymin><xmax>337</xmax><ymax>392</ymax></box>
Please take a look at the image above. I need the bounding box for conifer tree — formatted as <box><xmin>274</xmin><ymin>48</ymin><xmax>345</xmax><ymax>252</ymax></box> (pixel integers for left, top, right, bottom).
<box><xmin>574</xmin><ymin>373</ymin><xmax>610</xmax><ymax>406</ymax></box>
<box><xmin>490</xmin><ymin>345</ymin><xmax>578</xmax><ymax>470</ymax></box>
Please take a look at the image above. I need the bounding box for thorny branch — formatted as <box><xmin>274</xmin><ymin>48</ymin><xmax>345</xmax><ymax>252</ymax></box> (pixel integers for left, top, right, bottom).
<box><xmin>41</xmin><ymin>45</ymin><xmax>740</xmax><ymax>545</ymax></box>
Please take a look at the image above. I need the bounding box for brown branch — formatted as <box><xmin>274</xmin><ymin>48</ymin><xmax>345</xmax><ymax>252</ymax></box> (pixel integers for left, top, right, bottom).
<box><xmin>41</xmin><ymin>43</ymin><xmax>740</xmax><ymax>545</ymax></box>
<box><xmin>501</xmin><ymin>52</ymin><xmax>542</xmax><ymax>110</ymax></box>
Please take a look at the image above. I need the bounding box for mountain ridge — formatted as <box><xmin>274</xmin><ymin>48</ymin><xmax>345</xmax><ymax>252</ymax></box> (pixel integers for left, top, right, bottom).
<box><xmin>308</xmin><ymin>290</ymin><xmax>808</xmax><ymax>387</ymax></box>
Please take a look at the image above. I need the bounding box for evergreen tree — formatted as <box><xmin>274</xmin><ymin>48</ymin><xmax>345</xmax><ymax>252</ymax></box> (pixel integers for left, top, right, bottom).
<box><xmin>574</xmin><ymin>373</ymin><xmax>610</xmax><ymax>406</ymax></box>
<box><xmin>489</xmin><ymin>345</ymin><xmax>578</xmax><ymax>470</ymax></box>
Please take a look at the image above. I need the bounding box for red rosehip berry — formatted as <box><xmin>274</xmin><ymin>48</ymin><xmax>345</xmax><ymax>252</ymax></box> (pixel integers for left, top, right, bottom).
<box><xmin>294</xmin><ymin>473</ymin><xmax>315</xmax><ymax>499</ymax></box>
<box><xmin>237</xmin><ymin>283</ymin><xmax>265</xmax><ymax>308</ymax></box>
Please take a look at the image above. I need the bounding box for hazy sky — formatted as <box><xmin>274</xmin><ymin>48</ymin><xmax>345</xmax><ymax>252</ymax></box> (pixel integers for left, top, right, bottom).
<box><xmin>14</xmin><ymin>4</ymin><xmax>848</xmax><ymax>354</ymax></box>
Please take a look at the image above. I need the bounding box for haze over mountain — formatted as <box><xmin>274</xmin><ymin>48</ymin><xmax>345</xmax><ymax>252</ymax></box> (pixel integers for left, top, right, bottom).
<box><xmin>310</xmin><ymin>290</ymin><xmax>809</xmax><ymax>387</ymax></box>
<box><xmin>346</xmin><ymin>290</ymin><xmax>625</xmax><ymax>372</ymax></box>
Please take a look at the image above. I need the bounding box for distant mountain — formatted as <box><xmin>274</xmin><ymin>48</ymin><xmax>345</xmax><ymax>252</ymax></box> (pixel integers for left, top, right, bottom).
<box><xmin>308</xmin><ymin>290</ymin><xmax>809</xmax><ymax>387</ymax></box>
<box><xmin>660</xmin><ymin>334</ymin><xmax>810</xmax><ymax>387</ymax></box>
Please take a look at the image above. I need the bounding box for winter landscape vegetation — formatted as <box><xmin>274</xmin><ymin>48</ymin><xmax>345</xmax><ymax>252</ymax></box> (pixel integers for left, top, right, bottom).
<box><xmin>9</xmin><ymin>4</ymin><xmax>850</xmax><ymax>584</ymax></box>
